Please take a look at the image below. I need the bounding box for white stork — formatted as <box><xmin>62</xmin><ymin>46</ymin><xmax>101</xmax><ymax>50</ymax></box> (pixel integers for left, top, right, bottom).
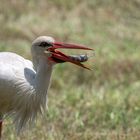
<box><xmin>0</xmin><ymin>36</ymin><xmax>92</xmax><ymax>138</ymax></box>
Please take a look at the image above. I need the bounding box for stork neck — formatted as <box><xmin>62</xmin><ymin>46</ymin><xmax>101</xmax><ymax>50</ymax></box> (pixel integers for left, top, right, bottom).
<box><xmin>34</xmin><ymin>57</ymin><xmax>53</xmax><ymax>95</ymax></box>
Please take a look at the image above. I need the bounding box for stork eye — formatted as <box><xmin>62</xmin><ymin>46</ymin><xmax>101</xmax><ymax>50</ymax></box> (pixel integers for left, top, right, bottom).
<box><xmin>39</xmin><ymin>42</ymin><xmax>53</xmax><ymax>47</ymax></box>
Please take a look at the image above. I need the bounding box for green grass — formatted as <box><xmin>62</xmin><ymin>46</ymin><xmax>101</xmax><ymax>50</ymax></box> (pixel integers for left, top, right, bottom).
<box><xmin>0</xmin><ymin>0</ymin><xmax>140</xmax><ymax>139</ymax></box>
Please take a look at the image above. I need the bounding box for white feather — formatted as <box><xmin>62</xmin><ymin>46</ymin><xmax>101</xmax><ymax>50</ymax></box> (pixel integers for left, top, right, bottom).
<box><xmin>0</xmin><ymin>36</ymin><xmax>54</xmax><ymax>133</ymax></box>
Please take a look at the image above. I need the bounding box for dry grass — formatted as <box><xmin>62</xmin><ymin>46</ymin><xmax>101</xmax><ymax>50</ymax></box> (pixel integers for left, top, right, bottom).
<box><xmin>0</xmin><ymin>0</ymin><xmax>140</xmax><ymax>139</ymax></box>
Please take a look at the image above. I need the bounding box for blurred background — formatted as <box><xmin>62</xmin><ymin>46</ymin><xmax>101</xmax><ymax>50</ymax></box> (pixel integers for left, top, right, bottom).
<box><xmin>0</xmin><ymin>0</ymin><xmax>140</xmax><ymax>139</ymax></box>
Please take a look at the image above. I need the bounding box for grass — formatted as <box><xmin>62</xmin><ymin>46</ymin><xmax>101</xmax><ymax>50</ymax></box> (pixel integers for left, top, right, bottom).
<box><xmin>0</xmin><ymin>0</ymin><xmax>140</xmax><ymax>139</ymax></box>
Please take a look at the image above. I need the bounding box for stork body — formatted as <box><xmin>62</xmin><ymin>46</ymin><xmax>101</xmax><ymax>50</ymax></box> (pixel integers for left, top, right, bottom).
<box><xmin>0</xmin><ymin>52</ymin><xmax>53</xmax><ymax>132</ymax></box>
<box><xmin>0</xmin><ymin>36</ymin><xmax>92</xmax><ymax>138</ymax></box>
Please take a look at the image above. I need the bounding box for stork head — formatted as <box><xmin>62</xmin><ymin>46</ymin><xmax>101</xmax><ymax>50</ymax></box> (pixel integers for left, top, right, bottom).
<box><xmin>32</xmin><ymin>36</ymin><xmax>93</xmax><ymax>69</ymax></box>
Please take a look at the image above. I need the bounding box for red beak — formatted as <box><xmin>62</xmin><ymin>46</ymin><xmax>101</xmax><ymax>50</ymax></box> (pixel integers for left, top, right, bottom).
<box><xmin>47</xmin><ymin>42</ymin><xmax>93</xmax><ymax>70</ymax></box>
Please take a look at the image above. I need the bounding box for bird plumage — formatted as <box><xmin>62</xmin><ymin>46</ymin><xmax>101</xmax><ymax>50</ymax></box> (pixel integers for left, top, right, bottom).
<box><xmin>0</xmin><ymin>37</ymin><xmax>54</xmax><ymax>133</ymax></box>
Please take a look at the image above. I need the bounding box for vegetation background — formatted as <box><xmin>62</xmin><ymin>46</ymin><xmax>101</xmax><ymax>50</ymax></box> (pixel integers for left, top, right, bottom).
<box><xmin>0</xmin><ymin>0</ymin><xmax>140</xmax><ymax>139</ymax></box>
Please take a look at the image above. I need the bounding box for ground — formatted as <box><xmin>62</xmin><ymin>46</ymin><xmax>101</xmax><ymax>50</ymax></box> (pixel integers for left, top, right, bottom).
<box><xmin>0</xmin><ymin>0</ymin><xmax>140</xmax><ymax>139</ymax></box>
